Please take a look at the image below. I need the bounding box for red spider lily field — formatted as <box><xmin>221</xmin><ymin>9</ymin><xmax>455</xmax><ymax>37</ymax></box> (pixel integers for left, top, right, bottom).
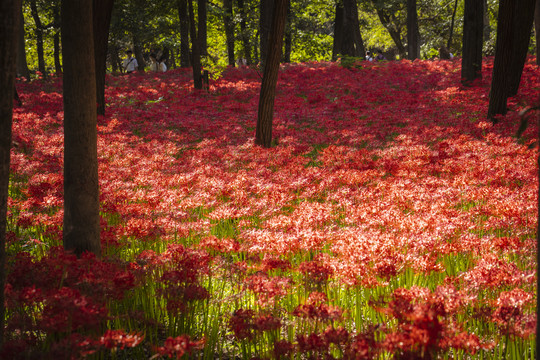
<box><xmin>5</xmin><ymin>57</ymin><xmax>540</xmax><ymax>359</ymax></box>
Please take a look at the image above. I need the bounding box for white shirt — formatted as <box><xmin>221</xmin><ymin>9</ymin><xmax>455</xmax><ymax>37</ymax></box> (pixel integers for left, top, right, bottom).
<box><xmin>150</xmin><ymin>61</ymin><xmax>167</xmax><ymax>72</ymax></box>
<box><xmin>123</xmin><ymin>56</ymin><xmax>138</xmax><ymax>72</ymax></box>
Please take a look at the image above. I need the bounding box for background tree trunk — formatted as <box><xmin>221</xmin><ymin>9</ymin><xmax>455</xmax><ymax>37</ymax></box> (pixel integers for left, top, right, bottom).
<box><xmin>17</xmin><ymin>4</ymin><xmax>31</xmax><ymax>80</ymax></box>
<box><xmin>260</xmin><ymin>0</ymin><xmax>273</xmax><ymax>68</ymax></box>
<box><xmin>375</xmin><ymin>7</ymin><xmax>406</xmax><ymax>59</ymax></box>
<box><xmin>93</xmin><ymin>0</ymin><xmax>115</xmax><ymax>116</ymax></box>
<box><xmin>30</xmin><ymin>0</ymin><xmax>47</xmax><ymax>76</ymax></box>
<box><xmin>237</xmin><ymin>0</ymin><xmax>252</xmax><ymax>64</ymax></box>
<box><xmin>189</xmin><ymin>0</ymin><xmax>203</xmax><ymax>89</ymax></box>
<box><xmin>177</xmin><ymin>0</ymin><xmax>191</xmax><ymax>67</ymax></box>
<box><xmin>483</xmin><ymin>0</ymin><xmax>491</xmax><ymax>42</ymax></box>
<box><xmin>507</xmin><ymin>0</ymin><xmax>536</xmax><ymax>96</ymax></box>
<box><xmin>447</xmin><ymin>0</ymin><xmax>458</xmax><ymax>50</ymax></box>
<box><xmin>406</xmin><ymin>0</ymin><xmax>420</xmax><ymax>60</ymax></box>
<box><xmin>62</xmin><ymin>0</ymin><xmax>101</xmax><ymax>257</ymax></box>
<box><xmin>461</xmin><ymin>0</ymin><xmax>483</xmax><ymax>85</ymax></box>
<box><xmin>283</xmin><ymin>1</ymin><xmax>292</xmax><ymax>63</ymax></box>
<box><xmin>53</xmin><ymin>5</ymin><xmax>62</xmax><ymax>75</ymax></box>
<box><xmin>255</xmin><ymin>0</ymin><xmax>287</xmax><ymax>148</ymax></box>
<box><xmin>133</xmin><ymin>35</ymin><xmax>145</xmax><ymax>71</ymax></box>
<box><xmin>223</xmin><ymin>0</ymin><xmax>235</xmax><ymax>66</ymax></box>
<box><xmin>332</xmin><ymin>1</ymin><xmax>344</xmax><ymax>61</ymax></box>
<box><xmin>198</xmin><ymin>0</ymin><xmax>208</xmax><ymax>56</ymax></box>
<box><xmin>0</xmin><ymin>0</ymin><xmax>22</xmax><ymax>346</ymax></box>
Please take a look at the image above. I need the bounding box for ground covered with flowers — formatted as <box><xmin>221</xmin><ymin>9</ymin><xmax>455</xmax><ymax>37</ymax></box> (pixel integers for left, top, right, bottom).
<box><xmin>5</xmin><ymin>57</ymin><xmax>539</xmax><ymax>359</ymax></box>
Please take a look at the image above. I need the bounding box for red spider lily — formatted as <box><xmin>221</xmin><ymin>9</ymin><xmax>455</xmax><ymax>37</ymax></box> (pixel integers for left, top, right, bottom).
<box><xmin>229</xmin><ymin>308</ymin><xmax>256</xmax><ymax>340</ymax></box>
<box><xmin>243</xmin><ymin>273</ymin><xmax>292</xmax><ymax>308</ymax></box>
<box><xmin>152</xmin><ymin>335</ymin><xmax>204</xmax><ymax>359</ymax></box>
<box><xmin>99</xmin><ymin>329</ymin><xmax>144</xmax><ymax>350</ymax></box>
<box><xmin>492</xmin><ymin>288</ymin><xmax>535</xmax><ymax>337</ymax></box>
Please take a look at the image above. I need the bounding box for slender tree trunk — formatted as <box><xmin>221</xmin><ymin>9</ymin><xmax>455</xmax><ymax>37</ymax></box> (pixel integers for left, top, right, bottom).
<box><xmin>536</xmin><ymin>0</ymin><xmax>540</xmax><ymax>65</ymax></box>
<box><xmin>283</xmin><ymin>0</ymin><xmax>292</xmax><ymax>63</ymax></box>
<box><xmin>223</xmin><ymin>0</ymin><xmax>235</xmax><ymax>66</ymax></box>
<box><xmin>332</xmin><ymin>1</ymin><xmax>344</xmax><ymax>61</ymax></box>
<box><xmin>93</xmin><ymin>0</ymin><xmax>115</xmax><ymax>116</ymax></box>
<box><xmin>0</xmin><ymin>0</ymin><xmax>22</xmax><ymax>346</ymax></box>
<box><xmin>198</xmin><ymin>0</ymin><xmax>208</xmax><ymax>56</ymax></box>
<box><xmin>447</xmin><ymin>0</ymin><xmax>458</xmax><ymax>50</ymax></box>
<box><xmin>53</xmin><ymin>5</ymin><xmax>62</xmax><ymax>75</ymax></box>
<box><xmin>30</xmin><ymin>0</ymin><xmax>46</xmax><ymax>76</ymax></box>
<box><xmin>133</xmin><ymin>36</ymin><xmax>145</xmax><ymax>72</ymax></box>
<box><xmin>483</xmin><ymin>0</ymin><xmax>491</xmax><ymax>42</ymax></box>
<box><xmin>237</xmin><ymin>0</ymin><xmax>252</xmax><ymax>64</ymax></box>
<box><xmin>188</xmin><ymin>0</ymin><xmax>202</xmax><ymax>89</ymax></box>
<box><xmin>62</xmin><ymin>0</ymin><xmax>101</xmax><ymax>257</ymax></box>
<box><xmin>375</xmin><ymin>8</ymin><xmax>406</xmax><ymax>58</ymax></box>
<box><xmin>255</xmin><ymin>0</ymin><xmax>287</xmax><ymax>148</ymax></box>
<box><xmin>17</xmin><ymin>4</ymin><xmax>31</xmax><ymax>80</ymax></box>
<box><xmin>507</xmin><ymin>0</ymin><xmax>536</xmax><ymax>96</ymax></box>
<box><xmin>461</xmin><ymin>0</ymin><xmax>484</xmax><ymax>85</ymax></box>
<box><xmin>110</xmin><ymin>43</ymin><xmax>120</xmax><ymax>73</ymax></box>
<box><xmin>177</xmin><ymin>0</ymin><xmax>191</xmax><ymax>67</ymax></box>
<box><xmin>407</xmin><ymin>0</ymin><xmax>420</xmax><ymax>60</ymax></box>
<box><xmin>260</xmin><ymin>0</ymin><xmax>273</xmax><ymax>68</ymax></box>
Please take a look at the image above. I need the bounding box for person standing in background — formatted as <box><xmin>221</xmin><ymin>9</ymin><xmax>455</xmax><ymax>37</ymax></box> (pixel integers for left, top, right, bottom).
<box><xmin>122</xmin><ymin>50</ymin><xmax>138</xmax><ymax>74</ymax></box>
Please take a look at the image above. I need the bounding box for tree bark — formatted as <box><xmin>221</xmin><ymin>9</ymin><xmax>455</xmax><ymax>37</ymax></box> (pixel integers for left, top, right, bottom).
<box><xmin>133</xmin><ymin>35</ymin><xmax>145</xmax><ymax>72</ymax></box>
<box><xmin>93</xmin><ymin>0</ymin><xmax>115</xmax><ymax>116</ymax></box>
<box><xmin>0</xmin><ymin>0</ymin><xmax>22</xmax><ymax>346</ymax></box>
<box><xmin>61</xmin><ymin>0</ymin><xmax>101</xmax><ymax>257</ymax></box>
<box><xmin>30</xmin><ymin>0</ymin><xmax>47</xmax><ymax>76</ymax></box>
<box><xmin>507</xmin><ymin>0</ymin><xmax>536</xmax><ymax>96</ymax></box>
<box><xmin>255</xmin><ymin>0</ymin><xmax>287</xmax><ymax>148</ymax></box>
<box><xmin>461</xmin><ymin>0</ymin><xmax>483</xmax><ymax>85</ymax></box>
<box><xmin>198</xmin><ymin>0</ymin><xmax>208</xmax><ymax>56</ymax></box>
<box><xmin>17</xmin><ymin>4</ymin><xmax>30</xmax><ymax>80</ymax></box>
<box><xmin>188</xmin><ymin>0</ymin><xmax>203</xmax><ymax>89</ymax></box>
<box><xmin>177</xmin><ymin>0</ymin><xmax>191</xmax><ymax>67</ymax></box>
<box><xmin>237</xmin><ymin>0</ymin><xmax>252</xmax><ymax>64</ymax></box>
<box><xmin>260</xmin><ymin>0</ymin><xmax>273</xmax><ymax>68</ymax></box>
<box><xmin>224</xmin><ymin>0</ymin><xmax>235</xmax><ymax>66</ymax></box>
<box><xmin>332</xmin><ymin>1</ymin><xmax>344</xmax><ymax>61</ymax></box>
<box><xmin>487</xmin><ymin>0</ymin><xmax>515</xmax><ymax>119</ymax></box>
<box><xmin>406</xmin><ymin>0</ymin><xmax>420</xmax><ymax>60</ymax></box>
<box><xmin>341</xmin><ymin>0</ymin><xmax>365</xmax><ymax>57</ymax></box>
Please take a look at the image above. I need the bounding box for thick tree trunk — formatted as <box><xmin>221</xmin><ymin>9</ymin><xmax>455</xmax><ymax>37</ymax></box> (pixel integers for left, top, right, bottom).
<box><xmin>224</xmin><ymin>0</ymin><xmax>235</xmax><ymax>66</ymax></box>
<box><xmin>30</xmin><ymin>0</ymin><xmax>47</xmax><ymax>76</ymax></box>
<box><xmin>237</xmin><ymin>0</ymin><xmax>252</xmax><ymax>65</ymax></box>
<box><xmin>260</xmin><ymin>0</ymin><xmax>273</xmax><ymax>68</ymax></box>
<box><xmin>93</xmin><ymin>0</ymin><xmax>114</xmax><ymax>116</ymax></box>
<box><xmin>406</xmin><ymin>0</ymin><xmax>420</xmax><ymax>60</ymax></box>
<box><xmin>332</xmin><ymin>1</ymin><xmax>344</xmax><ymax>61</ymax></box>
<box><xmin>461</xmin><ymin>0</ymin><xmax>484</xmax><ymax>85</ymax></box>
<box><xmin>133</xmin><ymin>36</ymin><xmax>145</xmax><ymax>72</ymax></box>
<box><xmin>536</xmin><ymin>0</ymin><xmax>540</xmax><ymax>65</ymax></box>
<box><xmin>341</xmin><ymin>0</ymin><xmax>356</xmax><ymax>57</ymax></box>
<box><xmin>177</xmin><ymin>0</ymin><xmax>191</xmax><ymax>67</ymax></box>
<box><xmin>17</xmin><ymin>5</ymin><xmax>30</xmax><ymax>80</ymax></box>
<box><xmin>61</xmin><ymin>0</ymin><xmax>101</xmax><ymax>257</ymax></box>
<box><xmin>507</xmin><ymin>0</ymin><xmax>536</xmax><ymax>96</ymax></box>
<box><xmin>255</xmin><ymin>0</ymin><xmax>287</xmax><ymax>148</ymax></box>
<box><xmin>0</xmin><ymin>0</ymin><xmax>22</xmax><ymax>346</ymax></box>
<box><xmin>198</xmin><ymin>0</ymin><xmax>208</xmax><ymax>56</ymax></box>
<box><xmin>488</xmin><ymin>0</ymin><xmax>515</xmax><ymax>119</ymax></box>
<box><xmin>188</xmin><ymin>0</ymin><xmax>203</xmax><ymax>89</ymax></box>
<box><xmin>447</xmin><ymin>0</ymin><xmax>458</xmax><ymax>50</ymax></box>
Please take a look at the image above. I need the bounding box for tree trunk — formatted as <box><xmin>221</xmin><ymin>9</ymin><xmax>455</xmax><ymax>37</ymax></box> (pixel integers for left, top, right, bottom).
<box><xmin>198</xmin><ymin>0</ymin><xmax>208</xmax><ymax>56</ymax></box>
<box><xmin>30</xmin><ymin>0</ymin><xmax>47</xmax><ymax>76</ymax></box>
<box><xmin>61</xmin><ymin>0</ymin><xmax>101</xmax><ymax>257</ymax></box>
<box><xmin>237</xmin><ymin>0</ymin><xmax>252</xmax><ymax>64</ymax></box>
<box><xmin>461</xmin><ymin>0</ymin><xmax>483</xmax><ymax>85</ymax></box>
<box><xmin>188</xmin><ymin>0</ymin><xmax>202</xmax><ymax>89</ymax></box>
<box><xmin>223</xmin><ymin>0</ymin><xmax>235</xmax><ymax>66</ymax></box>
<box><xmin>341</xmin><ymin>0</ymin><xmax>356</xmax><ymax>57</ymax></box>
<box><xmin>93</xmin><ymin>0</ymin><xmax>115</xmax><ymax>116</ymax></box>
<box><xmin>507</xmin><ymin>0</ymin><xmax>536</xmax><ymax>96</ymax></box>
<box><xmin>406</xmin><ymin>0</ymin><xmax>420</xmax><ymax>60</ymax></box>
<box><xmin>483</xmin><ymin>0</ymin><xmax>491</xmax><ymax>42</ymax></box>
<box><xmin>332</xmin><ymin>1</ymin><xmax>344</xmax><ymax>61</ymax></box>
<box><xmin>53</xmin><ymin>5</ymin><xmax>62</xmax><ymax>76</ymax></box>
<box><xmin>487</xmin><ymin>0</ymin><xmax>515</xmax><ymax>119</ymax></box>
<box><xmin>0</xmin><ymin>0</ymin><xmax>22</xmax><ymax>346</ymax></box>
<box><xmin>260</xmin><ymin>0</ymin><xmax>273</xmax><ymax>68</ymax></box>
<box><xmin>447</xmin><ymin>0</ymin><xmax>458</xmax><ymax>50</ymax></box>
<box><xmin>17</xmin><ymin>4</ymin><xmax>30</xmax><ymax>80</ymax></box>
<box><xmin>133</xmin><ymin>36</ymin><xmax>145</xmax><ymax>72</ymax></box>
<box><xmin>255</xmin><ymin>0</ymin><xmax>287</xmax><ymax>148</ymax></box>
<box><xmin>177</xmin><ymin>0</ymin><xmax>191</xmax><ymax>67</ymax></box>
<box><xmin>283</xmin><ymin>0</ymin><xmax>292</xmax><ymax>63</ymax></box>
<box><xmin>375</xmin><ymin>8</ymin><xmax>406</xmax><ymax>59</ymax></box>
<box><xmin>534</xmin><ymin>0</ymin><xmax>540</xmax><ymax>64</ymax></box>
<box><xmin>110</xmin><ymin>43</ymin><xmax>120</xmax><ymax>73</ymax></box>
